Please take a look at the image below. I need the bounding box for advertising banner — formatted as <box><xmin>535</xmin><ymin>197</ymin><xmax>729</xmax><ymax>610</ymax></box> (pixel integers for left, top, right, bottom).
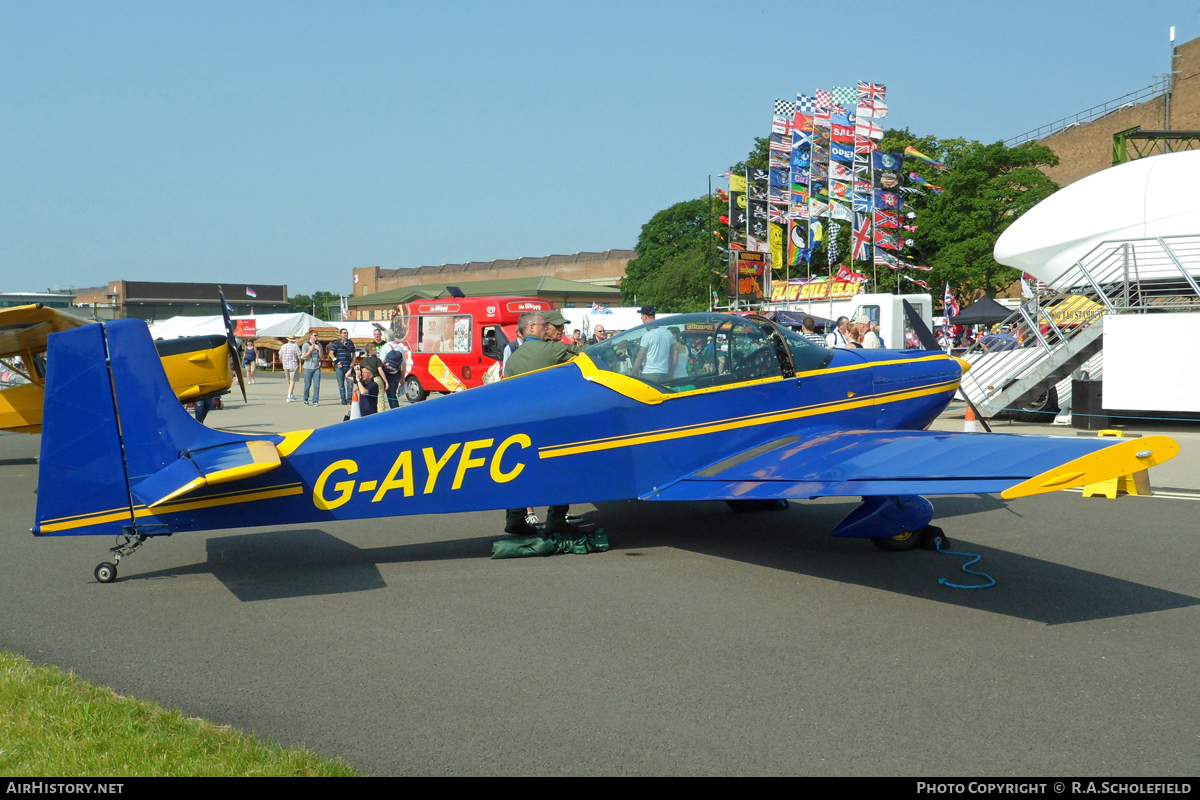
<box><xmin>729</xmin><ymin>251</ymin><xmax>767</xmax><ymax>301</ymax></box>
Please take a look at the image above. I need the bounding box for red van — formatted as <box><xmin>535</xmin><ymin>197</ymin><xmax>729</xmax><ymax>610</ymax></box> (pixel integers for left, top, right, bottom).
<box><xmin>392</xmin><ymin>296</ymin><xmax>556</xmax><ymax>402</ymax></box>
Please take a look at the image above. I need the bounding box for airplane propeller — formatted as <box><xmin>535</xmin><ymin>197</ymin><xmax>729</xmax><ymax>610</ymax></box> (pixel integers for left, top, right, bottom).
<box><xmin>218</xmin><ymin>286</ymin><xmax>248</xmax><ymax>402</ymax></box>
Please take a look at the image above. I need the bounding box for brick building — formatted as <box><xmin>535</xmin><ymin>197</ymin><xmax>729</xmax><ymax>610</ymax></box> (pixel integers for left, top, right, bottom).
<box><xmin>351</xmin><ymin>250</ymin><xmax>633</xmax><ymax>298</ymax></box>
<box><xmin>1028</xmin><ymin>36</ymin><xmax>1200</xmax><ymax>186</ymax></box>
<box><xmin>74</xmin><ymin>280</ymin><xmax>288</xmax><ymax>322</ymax></box>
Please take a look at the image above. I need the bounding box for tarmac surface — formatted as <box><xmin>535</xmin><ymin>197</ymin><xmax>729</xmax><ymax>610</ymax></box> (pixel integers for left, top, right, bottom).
<box><xmin>3</xmin><ymin>371</ymin><xmax>1200</xmax><ymax>775</ymax></box>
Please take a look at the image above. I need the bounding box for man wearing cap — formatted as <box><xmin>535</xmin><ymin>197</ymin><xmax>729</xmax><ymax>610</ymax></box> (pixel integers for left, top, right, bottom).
<box><xmin>502</xmin><ymin>309</ymin><xmax>581</xmax><ymax>381</ymax></box>
<box><xmin>631</xmin><ymin>306</ymin><xmax>676</xmax><ymax>384</ymax></box>
<box><xmin>856</xmin><ymin>315</ymin><xmax>882</xmax><ymax>349</ymax></box>
<box><xmin>501</xmin><ymin>309</ymin><xmax>584</xmax><ymax>536</ymax></box>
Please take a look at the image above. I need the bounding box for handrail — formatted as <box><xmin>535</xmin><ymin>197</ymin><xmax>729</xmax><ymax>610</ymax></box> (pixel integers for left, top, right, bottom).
<box><xmin>1006</xmin><ymin>79</ymin><xmax>1168</xmax><ymax>147</ymax></box>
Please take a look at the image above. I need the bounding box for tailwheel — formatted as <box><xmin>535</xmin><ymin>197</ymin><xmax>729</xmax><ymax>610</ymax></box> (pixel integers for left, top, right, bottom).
<box><xmin>94</xmin><ymin>562</ymin><xmax>117</xmax><ymax>583</ymax></box>
<box><xmin>871</xmin><ymin>525</ymin><xmax>946</xmax><ymax>552</ymax></box>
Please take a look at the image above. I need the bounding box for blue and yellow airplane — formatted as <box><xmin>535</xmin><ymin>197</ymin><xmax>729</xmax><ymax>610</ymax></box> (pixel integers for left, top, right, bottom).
<box><xmin>32</xmin><ymin>313</ymin><xmax>1177</xmax><ymax>583</ymax></box>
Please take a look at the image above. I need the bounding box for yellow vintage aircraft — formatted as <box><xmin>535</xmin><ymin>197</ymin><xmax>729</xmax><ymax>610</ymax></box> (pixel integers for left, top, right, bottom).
<box><xmin>0</xmin><ymin>303</ymin><xmax>241</xmax><ymax>433</ymax></box>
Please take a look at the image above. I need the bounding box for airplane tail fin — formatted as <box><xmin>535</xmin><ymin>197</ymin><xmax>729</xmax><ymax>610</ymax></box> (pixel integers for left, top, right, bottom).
<box><xmin>34</xmin><ymin>320</ymin><xmax>279</xmax><ymax>536</ymax></box>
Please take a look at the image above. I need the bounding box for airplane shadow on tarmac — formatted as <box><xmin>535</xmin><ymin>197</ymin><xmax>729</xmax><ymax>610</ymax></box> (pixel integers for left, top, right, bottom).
<box><xmin>129</xmin><ymin>529</ymin><xmax>489</xmax><ymax>603</ymax></box>
<box><xmin>126</xmin><ymin>495</ymin><xmax>1199</xmax><ymax>624</ymax></box>
<box><xmin>590</xmin><ymin>495</ymin><xmax>1200</xmax><ymax>626</ymax></box>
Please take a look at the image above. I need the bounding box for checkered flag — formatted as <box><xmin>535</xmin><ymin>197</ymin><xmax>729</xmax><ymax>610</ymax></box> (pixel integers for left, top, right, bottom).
<box><xmin>832</xmin><ymin>86</ymin><xmax>856</xmax><ymax>105</ymax></box>
<box><xmin>795</xmin><ymin>94</ymin><xmax>815</xmax><ymax>114</ymax></box>
<box><xmin>774</xmin><ymin>98</ymin><xmax>795</xmax><ymax>118</ymax></box>
<box><xmin>814</xmin><ymin>90</ymin><xmax>833</xmax><ymax>110</ymax></box>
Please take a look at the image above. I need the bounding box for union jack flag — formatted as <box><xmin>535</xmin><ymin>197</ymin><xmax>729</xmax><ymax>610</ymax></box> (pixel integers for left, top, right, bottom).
<box><xmin>858</xmin><ymin>81</ymin><xmax>886</xmax><ymax>101</ymax></box>
<box><xmin>855</xmin><ymin>135</ymin><xmax>874</xmax><ymax>155</ymax></box>
<box><xmin>944</xmin><ymin>283</ymin><xmax>960</xmax><ymax>317</ymax></box>
<box><xmin>774</xmin><ymin>98</ymin><xmax>796</xmax><ymax>117</ymax></box>
<box><xmin>814</xmin><ymin>90</ymin><xmax>833</xmax><ymax>110</ymax></box>
<box><xmin>852</xmin><ymin>212</ymin><xmax>871</xmax><ymax>261</ymax></box>
<box><xmin>796</xmin><ymin>94</ymin><xmax>816</xmax><ymax>114</ymax></box>
<box><xmin>769</xmin><ymin>206</ymin><xmax>787</xmax><ymax>224</ymax></box>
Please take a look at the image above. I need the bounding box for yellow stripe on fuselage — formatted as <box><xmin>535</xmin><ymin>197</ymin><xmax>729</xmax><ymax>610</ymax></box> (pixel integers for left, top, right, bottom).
<box><xmin>38</xmin><ymin>482</ymin><xmax>305</xmax><ymax>533</ymax></box>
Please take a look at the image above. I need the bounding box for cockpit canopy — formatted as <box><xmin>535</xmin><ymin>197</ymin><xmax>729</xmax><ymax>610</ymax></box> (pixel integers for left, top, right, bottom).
<box><xmin>582</xmin><ymin>313</ymin><xmax>831</xmax><ymax>393</ymax></box>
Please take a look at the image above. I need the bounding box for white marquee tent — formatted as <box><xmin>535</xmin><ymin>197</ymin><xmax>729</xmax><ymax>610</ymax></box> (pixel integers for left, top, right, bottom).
<box><xmin>148</xmin><ymin>312</ymin><xmax>327</xmax><ymax>340</ymax></box>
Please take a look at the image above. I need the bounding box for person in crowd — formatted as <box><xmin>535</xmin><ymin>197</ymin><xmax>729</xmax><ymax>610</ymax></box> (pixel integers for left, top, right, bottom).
<box><xmin>351</xmin><ymin>363</ymin><xmax>379</xmax><ymax>417</ymax></box>
<box><xmin>378</xmin><ymin>330</ymin><xmax>410</xmax><ymax>409</ymax></box>
<box><xmin>370</xmin><ymin>327</ymin><xmax>384</xmax><ymax>354</ymax></box>
<box><xmin>825</xmin><ymin>316</ymin><xmax>850</xmax><ymax>348</ymax></box>
<box><xmin>300</xmin><ymin>331</ymin><xmax>323</xmax><ymax>406</ymax></box>
<box><xmin>872</xmin><ymin>322</ymin><xmax>887</xmax><ymax>349</ymax></box>
<box><xmin>671</xmin><ymin>328</ymin><xmax>690</xmax><ymax>380</ymax></box>
<box><xmin>502</xmin><ymin>310</ymin><xmax>585</xmax><ymax>537</ymax></box>
<box><xmin>280</xmin><ymin>335</ymin><xmax>301</xmax><ymax>402</ymax></box>
<box><xmin>857</xmin><ymin>315</ymin><xmax>882</xmax><ymax>349</ymax></box>
<box><xmin>631</xmin><ymin>306</ymin><xmax>676</xmax><ymax>383</ymax></box>
<box><xmin>800</xmin><ymin>317</ymin><xmax>826</xmax><ymax>347</ymax></box>
<box><xmin>590</xmin><ymin>325</ymin><xmax>607</xmax><ymax>344</ymax></box>
<box><xmin>193</xmin><ymin>395</ymin><xmax>214</xmax><ymax>423</ymax></box>
<box><xmin>571</xmin><ymin>329</ymin><xmax>584</xmax><ymax>346</ymax></box>
<box><xmin>847</xmin><ymin>324</ymin><xmax>864</xmax><ymax>348</ymax></box>
<box><xmin>502</xmin><ymin>314</ymin><xmax>531</xmax><ymax>375</ymax></box>
<box><xmin>328</xmin><ymin>328</ymin><xmax>356</xmax><ymax>405</ymax></box>
<box><xmin>242</xmin><ymin>339</ymin><xmax>257</xmax><ymax>384</ymax></box>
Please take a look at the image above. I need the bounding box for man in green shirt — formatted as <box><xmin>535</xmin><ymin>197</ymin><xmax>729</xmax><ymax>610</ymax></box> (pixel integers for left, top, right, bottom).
<box><xmin>502</xmin><ymin>309</ymin><xmax>584</xmax><ymax>535</ymax></box>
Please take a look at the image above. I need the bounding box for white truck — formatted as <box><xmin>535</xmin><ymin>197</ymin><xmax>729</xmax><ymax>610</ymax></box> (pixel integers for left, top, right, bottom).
<box><xmin>764</xmin><ymin>292</ymin><xmax>934</xmax><ymax>349</ymax></box>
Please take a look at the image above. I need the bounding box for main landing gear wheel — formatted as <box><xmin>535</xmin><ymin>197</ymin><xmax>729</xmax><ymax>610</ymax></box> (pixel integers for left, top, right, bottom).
<box><xmin>404</xmin><ymin>376</ymin><xmax>427</xmax><ymax>403</ymax></box>
<box><xmin>94</xmin><ymin>562</ymin><xmax>117</xmax><ymax>583</ymax></box>
<box><xmin>871</xmin><ymin>524</ymin><xmax>947</xmax><ymax>552</ymax></box>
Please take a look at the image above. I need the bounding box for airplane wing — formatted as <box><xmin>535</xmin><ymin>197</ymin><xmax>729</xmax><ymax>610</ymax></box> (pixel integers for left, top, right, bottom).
<box><xmin>643</xmin><ymin>428</ymin><xmax>1176</xmax><ymax>502</ymax></box>
<box><xmin>0</xmin><ymin>304</ymin><xmax>90</xmax><ymax>360</ymax></box>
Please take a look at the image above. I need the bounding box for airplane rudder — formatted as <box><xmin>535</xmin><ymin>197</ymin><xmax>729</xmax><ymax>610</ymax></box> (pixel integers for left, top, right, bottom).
<box><xmin>34</xmin><ymin>323</ymin><xmax>133</xmax><ymax>535</ymax></box>
<box><xmin>104</xmin><ymin>319</ymin><xmax>211</xmax><ymax>479</ymax></box>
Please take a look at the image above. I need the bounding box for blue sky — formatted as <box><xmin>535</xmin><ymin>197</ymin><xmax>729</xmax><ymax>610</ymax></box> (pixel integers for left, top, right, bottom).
<box><xmin>1</xmin><ymin>0</ymin><xmax>1196</xmax><ymax>295</ymax></box>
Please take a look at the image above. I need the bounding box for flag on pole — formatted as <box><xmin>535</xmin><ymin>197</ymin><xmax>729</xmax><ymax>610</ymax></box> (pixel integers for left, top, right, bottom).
<box><xmin>831</xmin><ymin>86</ymin><xmax>856</xmax><ymax>105</ymax></box>
<box><xmin>944</xmin><ymin>283</ymin><xmax>960</xmax><ymax>317</ymax></box>
<box><xmin>245</xmin><ymin>287</ymin><xmax>257</xmax><ymax>298</ymax></box>
<box><xmin>857</xmin><ymin>81</ymin><xmax>886</xmax><ymax>101</ymax></box>
<box><xmin>852</xmin><ymin>212</ymin><xmax>871</xmax><ymax>261</ymax></box>
<box><xmin>905</xmin><ymin>146</ymin><xmax>949</xmax><ymax>171</ymax></box>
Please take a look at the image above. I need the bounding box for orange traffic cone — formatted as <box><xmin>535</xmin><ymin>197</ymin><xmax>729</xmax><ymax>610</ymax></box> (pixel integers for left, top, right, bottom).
<box><xmin>349</xmin><ymin>388</ymin><xmax>361</xmax><ymax>420</ymax></box>
<box><xmin>964</xmin><ymin>405</ymin><xmax>978</xmax><ymax>433</ymax></box>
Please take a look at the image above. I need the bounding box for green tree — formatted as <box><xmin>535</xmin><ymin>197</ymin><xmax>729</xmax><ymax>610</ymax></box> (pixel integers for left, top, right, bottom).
<box><xmin>923</xmin><ymin>140</ymin><xmax>1059</xmax><ymax>302</ymax></box>
<box><xmin>621</xmin><ymin>196</ymin><xmax>727</xmax><ymax>311</ymax></box>
<box><xmin>872</xmin><ymin>130</ymin><xmax>1058</xmax><ymax>307</ymax></box>
<box><xmin>289</xmin><ymin>290</ymin><xmax>341</xmax><ymax>316</ymax></box>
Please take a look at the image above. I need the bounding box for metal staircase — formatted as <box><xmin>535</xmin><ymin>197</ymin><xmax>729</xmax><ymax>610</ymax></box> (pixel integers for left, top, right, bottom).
<box><xmin>960</xmin><ymin>235</ymin><xmax>1200</xmax><ymax>418</ymax></box>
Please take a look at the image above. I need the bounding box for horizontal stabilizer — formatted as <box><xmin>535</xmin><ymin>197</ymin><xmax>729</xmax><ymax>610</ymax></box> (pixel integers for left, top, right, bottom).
<box><xmin>131</xmin><ymin>440</ymin><xmax>281</xmax><ymax>508</ymax></box>
<box><xmin>643</xmin><ymin>429</ymin><xmax>1176</xmax><ymax>502</ymax></box>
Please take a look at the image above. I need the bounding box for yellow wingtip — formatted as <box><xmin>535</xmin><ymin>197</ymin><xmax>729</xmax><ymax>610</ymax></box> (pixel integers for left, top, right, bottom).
<box><xmin>1001</xmin><ymin>435</ymin><xmax>1179</xmax><ymax>500</ymax></box>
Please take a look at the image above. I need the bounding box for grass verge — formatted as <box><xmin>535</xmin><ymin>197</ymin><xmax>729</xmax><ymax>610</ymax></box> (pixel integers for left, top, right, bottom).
<box><xmin>0</xmin><ymin>651</ymin><xmax>358</xmax><ymax>776</ymax></box>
